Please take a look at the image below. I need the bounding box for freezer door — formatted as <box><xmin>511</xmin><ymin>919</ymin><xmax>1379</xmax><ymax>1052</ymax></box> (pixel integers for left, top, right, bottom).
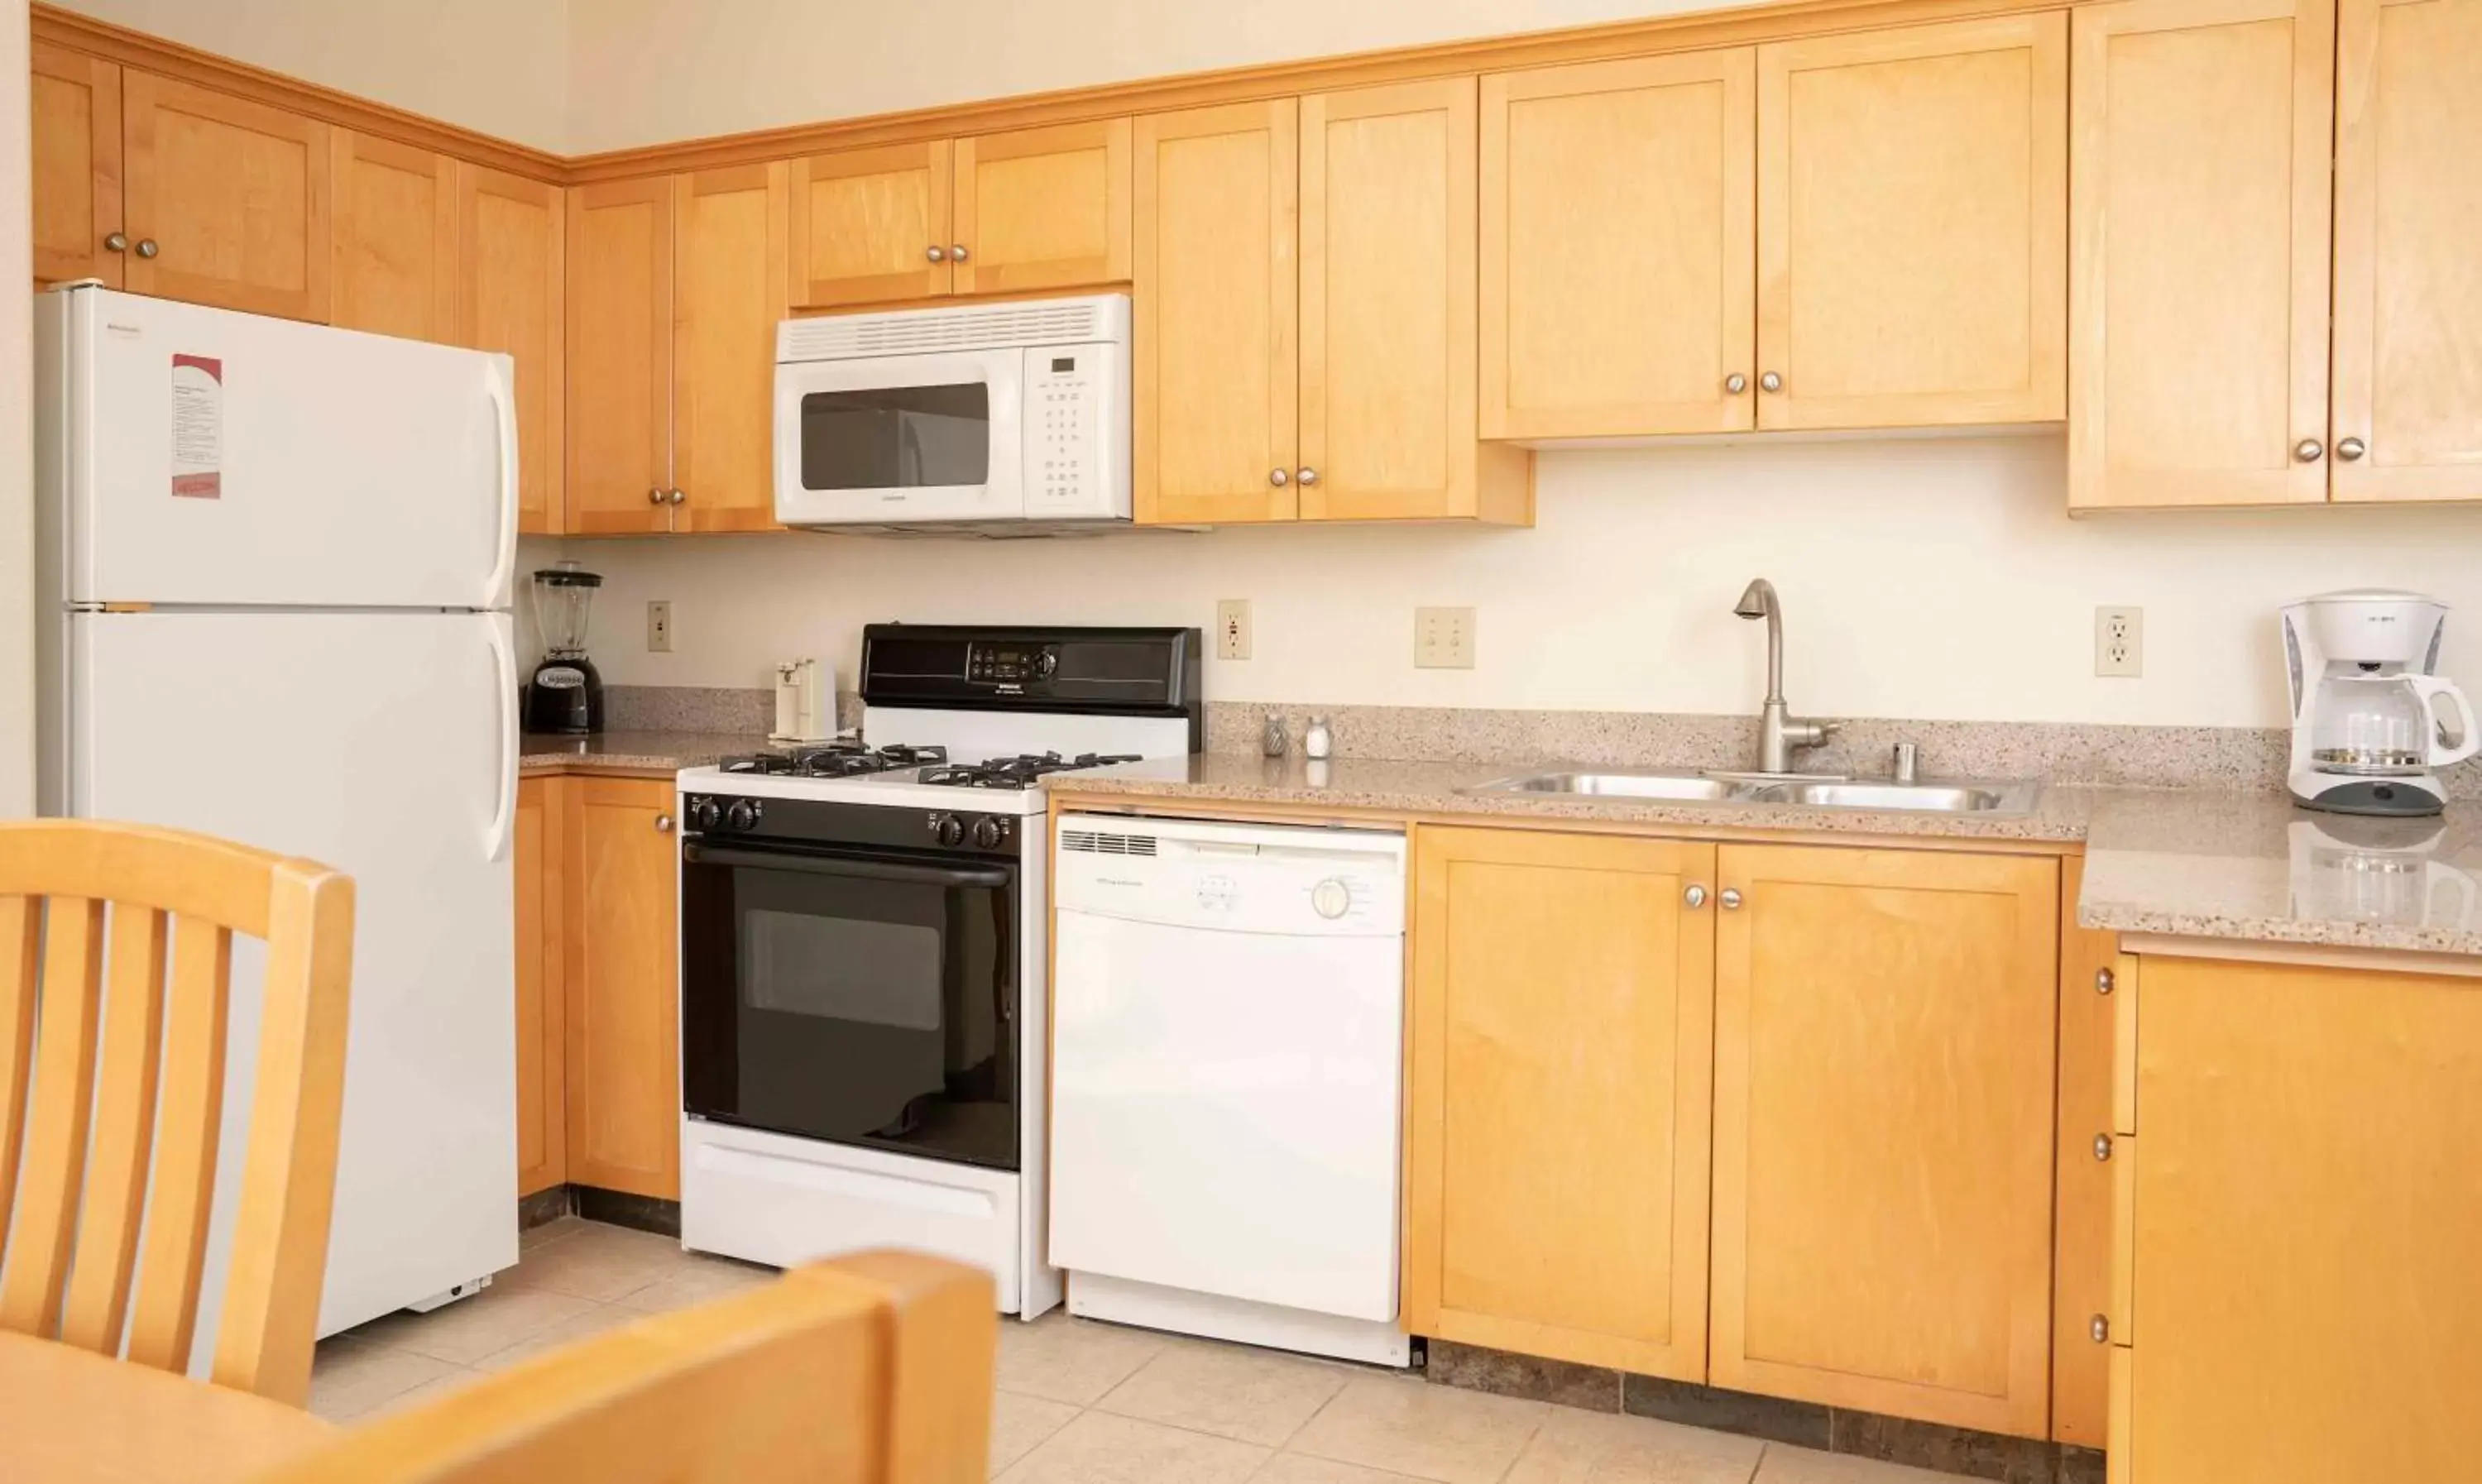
<box><xmin>69</xmin><ymin>610</ymin><xmax>520</xmax><ymax>1342</ymax></box>
<box><xmin>55</xmin><ymin>287</ymin><xmax>517</xmax><ymax>610</ymax></box>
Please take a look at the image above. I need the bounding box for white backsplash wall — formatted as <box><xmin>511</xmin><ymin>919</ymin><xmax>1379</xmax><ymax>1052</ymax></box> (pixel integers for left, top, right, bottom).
<box><xmin>547</xmin><ymin>434</ymin><xmax>2482</xmax><ymax>730</ymax></box>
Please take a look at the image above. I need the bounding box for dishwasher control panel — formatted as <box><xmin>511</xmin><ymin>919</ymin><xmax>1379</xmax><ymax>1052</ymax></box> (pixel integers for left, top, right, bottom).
<box><xmin>1054</xmin><ymin>814</ymin><xmax>1405</xmax><ymax>936</ymax></box>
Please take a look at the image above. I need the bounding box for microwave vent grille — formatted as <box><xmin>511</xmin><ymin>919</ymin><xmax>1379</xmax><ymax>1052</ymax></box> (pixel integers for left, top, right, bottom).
<box><xmin>783</xmin><ymin>300</ymin><xmax>1103</xmax><ymax>360</ymax></box>
<box><xmin>1060</xmin><ymin>829</ymin><xmax>1158</xmax><ymax>858</ymax></box>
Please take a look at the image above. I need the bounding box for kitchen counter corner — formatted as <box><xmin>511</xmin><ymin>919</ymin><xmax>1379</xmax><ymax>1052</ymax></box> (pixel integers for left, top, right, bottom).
<box><xmin>520</xmin><ymin>730</ymin><xmax>772</xmax><ymax>776</ymax></box>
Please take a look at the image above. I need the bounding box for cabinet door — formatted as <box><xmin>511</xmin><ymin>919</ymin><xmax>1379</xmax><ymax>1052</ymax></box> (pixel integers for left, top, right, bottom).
<box><xmin>787</xmin><ymin>140</ymin><xmax>951</xmax><ymax>308</ymax></box>
<box><xmin>122</xmin><ymin>70</ymin><xmax>331</xmax><ymax>321</ymax></box>
<box><xmin>563</xmin><ymin>778</ymin><xmax>681</xmax><ymax>1200</ymax></box>
<box><xmin>2127</xmin><ymin>959</ymin><xmax>2482</xmax><ymax>1480</ymax></box>
<box><xmin>514</xmin><ymin>777</ymin><xmax>567</xmax><ymax>1197</ymax></box>
<box><xmin>2051</xmin><ymin>856</ymin><xmax>2120</xmax><ymax>1447</ymax></box>
<box><xmin>31</xmin><ymin>42</ymin><xmax>122</xmax><ymax>288</ymax></box>
<box><xmin>952</xmin><ymin>119</ymin><xmax>1132</xmax><ymax>295</ymax></box>
<box><xmin>1132</xmin><ymin>100</ymin><xmax>1301</xmax><ymax>524</ymax></box>
<box><xmin>1481</xmin><ymin>52</ymin><xmax>1756</xmax><ymax>439</ymax></box>
<box><xmin>458</xmin><ymin>166</ymin><xmax>566</xmax><ymax>537</ymax></box>
<box><xmin>1712</xmin><ymin>845</ymin><xmax>2058</xmax><ymax>1437</ymax></box>
<box><xmin>566</xmin><ymin>179</ymin><xmax>674</xmax><ymax>534</ymax></box>
<box><xmin>1301</xmin><ymin>79</ymin><xmax>1516</xmax><ymax>522</ymax></box>
<box><xmin>329</xmin><ymin>132</ymin><xmax>456</xmax><ymax>342</ymax></box>
<box><xmin>2069</xmin><ymin>0</ymin><xmax>2335</xmax><ymax>508</ymax></box>
<box><xmin>672</xmin><ymin>165</ymin><xmax>788</xmax><ymax>534</ymax></box>
<box><xmin>2330</xmin><ymin>0</ymin><xmax>2482</xmax><ymax>502</ymax></box>
<box><xmin>1406</xmin><ymin>829</ymin><xmax>1716</xmax><ymax>1380</ymax></box>
<box><xmin>1757</xmin><ymin>15</ymin><xmax>2067</xmax><ymax>430</ymax></box>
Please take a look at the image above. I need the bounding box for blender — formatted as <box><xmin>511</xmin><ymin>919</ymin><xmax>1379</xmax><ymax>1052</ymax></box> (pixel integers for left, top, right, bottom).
<box><xmin>524</xmin><ymin>560</ymin><xmax>606</xmax><ymax>735</ymax></box>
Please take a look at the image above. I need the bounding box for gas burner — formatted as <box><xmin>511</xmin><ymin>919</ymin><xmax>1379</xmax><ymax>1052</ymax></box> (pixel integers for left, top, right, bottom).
<box><xmin>716</xmin><ymin>744</ymin><xmax>949</xmax><ymax>778</ymax></box>
<box><xmin>915</xmin><ymin>752</ymin><xmax>1144</xmax><ymax>790</ymax></box>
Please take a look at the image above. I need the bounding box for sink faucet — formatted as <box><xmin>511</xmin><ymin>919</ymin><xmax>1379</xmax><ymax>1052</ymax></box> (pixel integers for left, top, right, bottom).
<box><xmin>1733</xmin><ymin>578</ymin><xmax>1839</xmax><ymax>774</ymax></box>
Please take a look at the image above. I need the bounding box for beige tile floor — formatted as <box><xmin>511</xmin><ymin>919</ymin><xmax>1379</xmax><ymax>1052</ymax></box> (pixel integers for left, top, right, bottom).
<box><xmin>311</xmin><ymin>1218</ymin><xmax>1955</xmax><ymax>1484</ymax></box>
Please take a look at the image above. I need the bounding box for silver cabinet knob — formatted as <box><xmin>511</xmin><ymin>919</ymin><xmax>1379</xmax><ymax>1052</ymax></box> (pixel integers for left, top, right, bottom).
<box><xmin>2094</xmin><ymin>1133</ymin><xmax>2113</xmax><ymax>1162</ymax></box>
<box><xmin>668</xmin><ymin>488</ymin><xmax>687</xmax><ymax>505</ymax></box>
<box><xmin>926</xmin><ymin>245</ymin><xmax>946</xmax><ymax>262</ymax></box>
<box><xmin>1725</xmin><ymin>373</ymin><xmax>1748</xmax><ymax>395</ymax></box>
<box><xmin>647</xmin><ymin>486</ymin><xmax>667</xmax><ymax>506</ymax></box>
<box><xmin>1296</xmin><ymin>467</ymin><xmax>1320</xmax><ymax>486</ymax></box>
<box><xmin>2296</xmin><ymin>438</ymin><xmax>2325</xmax><ymax>462</ymax></box>
<box><xmin>2337</xmin><ymin>437</ymin><xmax>2367</xmax><ymax>462</ymax></box>
<box><xmin>1684</xmin><ymin>884</ymin><xmax>1708</xmax><ymax>909</ymax></box>
<box><xmin>951</xmin><ymin>244</ymin><xmax>969</xmax><ymax>262</ymax></box>
<box><xmin>103</xmin><ymin>231</ymin><xmax>129</xmax><ymax>253</ymax></box>
<box><xmin>1719</xmin><ymin>888</ymin><xmax>1743</xmax><ymax>910</ymax></box>
<box><xmin>1268</xmin><ymin>468</ymin><xmax>1289</xmax><ymax>486</ymax></box>
<box><xmin>135</xmin><ymin>238</ymin><xmax>159</xmax><ymax>259</ymax></box>
<box><xmin>2095</xmin><ymin>966</ymin><xmax>2115</xmax><ymax>996</ymax></box>
<box><xmin>2091</xmin><ymin>1314</ymin><xmax>2111</xmax><ymax>1344</ymax></box>
<box><xmin>1759</xmin><ymin>371</ymin><xmax>1783</xmax><ymax>393</ymax></box>
<box><xmin>654</xmin><ymin>813</ymin><xmax>674</xmax><ymax>833</ymax></box>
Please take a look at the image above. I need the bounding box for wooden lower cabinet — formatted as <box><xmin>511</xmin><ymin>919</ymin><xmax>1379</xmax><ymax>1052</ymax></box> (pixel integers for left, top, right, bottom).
<box><xmin>560</xmin><ymin>778</ymin><xmax>682</xmax><ymax>1200</ymax></box>
<box><xmin>1709</xmin><ymin>844</ymin><xmax>2058</xmax><ymax>1437</ymax></box>
<box><xmin>2115</xmin><ymin>956</ymin><xmax>2482</xmax><ymax>1482</ymax></box>
<box><xmin>513</xmin><ymin>777</ymin><xmax>567</xmax><ymax>1196</ymax></box>
<box><xmin>1405</xmin><ymin>827</ymin><xmax>1716</xmax><ymax>1379</ymax></box>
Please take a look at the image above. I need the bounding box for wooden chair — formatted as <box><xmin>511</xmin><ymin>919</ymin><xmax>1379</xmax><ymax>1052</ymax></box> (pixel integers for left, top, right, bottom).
<box><xmin>0</xmin><ymin>819</ymin><xmax>354</xmax><ymax>1406</ymax></box>
<box><xmin>252</xmin><ymin>1251</ymin><xmax>996</xmax><ymax>1484</ymax></box>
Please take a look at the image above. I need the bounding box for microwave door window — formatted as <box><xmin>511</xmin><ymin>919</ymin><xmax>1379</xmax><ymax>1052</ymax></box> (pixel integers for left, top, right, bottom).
<box><xmin>800</xmin><ymin>385</ymin><xmax>991</xmax><ymax>490</ymax></box>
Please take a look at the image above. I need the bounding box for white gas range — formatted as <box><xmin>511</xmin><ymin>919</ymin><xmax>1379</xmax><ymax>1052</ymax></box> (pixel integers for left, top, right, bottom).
<box><xmin>672</xmin><ymin>625</ymin><xmax>1201</xmax><ymax>1316</ymax></box>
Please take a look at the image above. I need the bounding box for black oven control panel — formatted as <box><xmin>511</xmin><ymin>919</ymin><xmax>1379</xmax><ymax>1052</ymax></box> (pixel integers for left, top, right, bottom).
<box><xmin>681</xmin><ymin>792</ymin><xmax>1024</xmax><ymax>861</ymax></box>
<box><xmin>965</xmin><ymin>641</ymin><xmax>1058</xmax><ymax>687</ymax></box>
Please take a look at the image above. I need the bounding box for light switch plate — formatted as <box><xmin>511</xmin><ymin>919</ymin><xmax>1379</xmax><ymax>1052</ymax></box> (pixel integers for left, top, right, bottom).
<box><xmin>647</xmin><ymin>600</ymin><xmax>673</xmax><ymax>653</ymax></box>
<box><xmin>1416</xmin><ymin>607</ymin><xmax>1476</xmax><ymax>669</ymax></box>
<box><xmin>1216</xmin><ymin>598</ymin><xmax>1252</xmax><ymax>661</ymax></box>
<box><xmin>2096</xmin><ymin>606</ymin><xmax>2140</xmax><ymax>677</ymax></box>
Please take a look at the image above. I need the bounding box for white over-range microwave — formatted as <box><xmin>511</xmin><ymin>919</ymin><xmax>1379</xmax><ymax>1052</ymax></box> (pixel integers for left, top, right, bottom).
<box><xmin>773</xmin><ymin>292</ymin><xmax>1131</xmax><ymax>529</ymax></box>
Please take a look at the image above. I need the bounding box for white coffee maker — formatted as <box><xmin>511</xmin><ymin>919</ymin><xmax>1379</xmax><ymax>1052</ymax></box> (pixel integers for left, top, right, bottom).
<box><xmin>2282</xmin><ymin>589</ymin><xmax>2480</xmax><ymax>816</ymax></box>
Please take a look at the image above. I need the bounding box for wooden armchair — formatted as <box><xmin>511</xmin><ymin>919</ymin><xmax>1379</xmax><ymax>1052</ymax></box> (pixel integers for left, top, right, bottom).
<box><xmin>252</xmin><ymin>1251</ymin><xmax>996</xmax><ymax>1484</ymax></box>
<box><xmin>0</xmin><ymin>819</ymin><xmax>355</xmax><ymax>1405</ymax></box>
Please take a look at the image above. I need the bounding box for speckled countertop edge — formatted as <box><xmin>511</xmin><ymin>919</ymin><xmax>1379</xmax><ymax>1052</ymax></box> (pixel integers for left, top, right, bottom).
<box><xmin>520</xmin><ymin>730</ymin><xmax>771</xmax><ymax>775</ymax></box>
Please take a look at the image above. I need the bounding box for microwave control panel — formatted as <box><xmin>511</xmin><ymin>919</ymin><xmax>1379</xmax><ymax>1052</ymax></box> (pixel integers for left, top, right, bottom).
<box><xmin>1025</xmin><ymin>347</ymin><xmax>1114</xmax><ymax>517</ymax></box>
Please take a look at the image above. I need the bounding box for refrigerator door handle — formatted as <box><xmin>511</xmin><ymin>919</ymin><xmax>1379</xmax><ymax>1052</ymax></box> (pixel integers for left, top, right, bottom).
<box><xmin>482</xmin><ymin>357</ymin><xmax>520</xmax><ymax>609</ymax></box>
<box><xmin>484</xmin><ymin>619</ymin><xmax>519</xmax><ymax>863</ymax></box>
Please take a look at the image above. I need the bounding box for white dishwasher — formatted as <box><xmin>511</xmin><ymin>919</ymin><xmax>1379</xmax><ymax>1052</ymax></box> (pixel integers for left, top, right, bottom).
<box><xmin>1050</xmin><ymin>813</ymin><xmax>1410</xmax><ymax>1366</ymax></box>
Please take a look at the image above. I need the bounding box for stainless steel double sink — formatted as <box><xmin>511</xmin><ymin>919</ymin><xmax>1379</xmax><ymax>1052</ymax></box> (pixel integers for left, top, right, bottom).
<box><xmin>1460</xmin><ymin>767</ymin><xmax>2039</xmax><ymax>816</ymax></box>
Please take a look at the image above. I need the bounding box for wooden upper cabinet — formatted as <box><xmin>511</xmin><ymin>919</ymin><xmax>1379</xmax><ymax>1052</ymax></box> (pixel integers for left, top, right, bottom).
<box><xmin>787</xmin><ymin>140</ymin><xmax>951</xmax><ymax>308</ymax></box>
<box><xmin>1481</xmin><ymin>52</ymin><xmax>1756</xmax><ymax>439</ymax></box>
<box><xmin>954</xmin><ymin>119</ymin><xmax>1132</xmax><ymax>294</ymax></box>
<box><xmin>1710</xmin><ymin>845</ymin><xmax>2058</xmax><ymax>1438</ymax></box>
<box><xmin>563</xmin><ymin>778</ymin><xmax>682</xmax><ymax>1201</ymax></box>
<box><xmin>673</xmin><ymin>165</ymin><xmax>790</xmax><ymax>533</ymax></box>
<box><xmin>31</xmin><ymin>42</ymin><xmax>123</xmax><ymax>288</ymax></box>
<box><xmin>1133</xmin><ymin>100</ymin><xmax>1301</xmax><ymax>524</ymax></box>
<box><xmin>122</xmin><ymin>71</ymin><xmax>331</xmax><ymax>322</ymax></box>
<box><xmin>2069</xmin><ymin>0</ymin><xmax>2336</xmax><ymax>508</ymax></box>
<box><xmin>1406</xmin><ymin>828</ymin><xmax>1716</xmax><ymax>1381</ymax></box>
<box><xmin>1301</xmin><ymin>79</ymin><xmax>1527</xmax><ymax>523</ymax></box>
<box><xmin>566</xmin><ymin>178</ymin><xmax>675</xmax><ymax>534</ymax></box>
<box><xmin>329</xmin><ymin>132</ymin><xmax>457</xmax><ymax>342</ymax></box>
<box><xmin>514</xmin><ymin>777</ymin><xmax>565</xmax><ymax>1198</ymax></box>
<box><xmin>2330</xmin><ymin>0</ymin><xmax>2482</xmax><ymax>502</ymax></box>
<box><xmin>1757</xmin><ymin>14</ymin><xmax>2068</xmax><ymax>430</ymax></box>
<box><xmin>458</xmin><ymin>165</ymin><xmax>566</xmax><ymax>536</ymax></box>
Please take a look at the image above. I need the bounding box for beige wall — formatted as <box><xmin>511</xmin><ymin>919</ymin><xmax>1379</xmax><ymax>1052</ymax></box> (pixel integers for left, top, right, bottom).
<box><xmin>51</xmin><ymin>0</ymin><xmax>571</xmax><ymax>150</ymax></box>
<box><xmin>2</xmin><ymin>0</ymin><xmax>31</xmax><ymax>813</ymax></box>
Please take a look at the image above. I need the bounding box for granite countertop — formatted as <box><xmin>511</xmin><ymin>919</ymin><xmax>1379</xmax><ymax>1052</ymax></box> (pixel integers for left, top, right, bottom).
<box><xmin>520</xmin><ymin>730</ymin><xmax>772</xmax><ymax>774</ymax></box>
<box><xmin>1049</xmin><ymin>755</ymin><xmax>2482</xmax><ymax>957</ymax></box>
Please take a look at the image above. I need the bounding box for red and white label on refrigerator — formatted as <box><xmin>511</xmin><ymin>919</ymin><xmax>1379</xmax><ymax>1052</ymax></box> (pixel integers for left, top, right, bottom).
<box><xmin>170</xmin><ymin>353</ymin><xmax>223</xmax><ymax>499</ymax></box>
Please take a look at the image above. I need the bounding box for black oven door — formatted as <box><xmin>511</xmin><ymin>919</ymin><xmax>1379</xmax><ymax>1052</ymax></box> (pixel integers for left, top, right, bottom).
<box><xmin>680</xmin><ymin>840</ymin><xmax>1018</xmax><ymax>1169</ymax></box>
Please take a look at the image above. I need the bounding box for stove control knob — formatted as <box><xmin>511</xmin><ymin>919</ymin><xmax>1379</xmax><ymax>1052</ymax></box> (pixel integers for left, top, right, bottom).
<box><xmin>688</xmin><ymin>797</ymin><xmax>721</xmax><ymax>831</ymax></box>
<box><xmin>1033</xmin><ymin>649</ymin><xmax>1059</xmax><ymax>680</ymax></box>
<box><xmin>929</xmin><ymin>812</ymin><xmax>966</xmax><ymax>847</ymax></box>
<box><xmin>726</xmin><ymin>799</ymin><xmax>759</xmax><ymax>832</ymax></box>
<box><xmin>1312</xmin><ymin>878</ymin><xmax>1353</xmax><ymax>920</ymax></box>
<box><xmin>971</xmin><ymin>816</ymin><xmax>1009</xmax><ymax>849</ymax></box>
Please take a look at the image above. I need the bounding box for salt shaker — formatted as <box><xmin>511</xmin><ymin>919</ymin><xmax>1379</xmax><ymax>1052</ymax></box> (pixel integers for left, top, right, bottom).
<box><xmin>1263</xmin><ymin>711</ymin><xmax>1290</xmax><ymax>757</ymax></box>
<box><xmin>1304</xmin><ymin>715</ymin><xmax>1334</xmax><ymax>760</ymax></box>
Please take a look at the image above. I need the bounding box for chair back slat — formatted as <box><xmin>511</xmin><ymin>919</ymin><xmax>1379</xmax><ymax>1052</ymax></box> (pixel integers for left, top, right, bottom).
<box><xmin>0</xmin><ymin>897</ymin><xmax>41</xmax><ymax>1248</ymax></box>
<box><xmin>0</xmin><ymin>898</ymin><xmax>108</xmax><ymax>1336</ymax></box>
<box><xmin>0</xmin><ymin>821</ymin><xmax>352</xmax><ymax>1405</ymax></box>
<box><xmin>60</xmin><ymin>905</ymin><xmax>170</xmax><ymax>1352</ymax></box>
<box><xmin>124</xmin><ymin>917</ymin><xmax>235</xmax><ymax>1374</ymax></box>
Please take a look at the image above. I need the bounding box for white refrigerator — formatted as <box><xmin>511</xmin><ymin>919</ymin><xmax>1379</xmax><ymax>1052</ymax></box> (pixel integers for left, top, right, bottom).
<box><xmin>33</xmin><ymin>285</ymin><xmax>523</xmax><ymax>1346</ymax></box>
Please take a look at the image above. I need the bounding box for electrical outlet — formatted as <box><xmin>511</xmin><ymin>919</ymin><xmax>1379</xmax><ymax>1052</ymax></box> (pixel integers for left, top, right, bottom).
<box><xmin>2096</xmin><ymin>605</ymin><xmax>2141</xmax><ymax>677</ymax></box>
<box><xmin>1215</xmin><ymin>598</ymin><xmax>1253</xmax><ymax>661</ymax></box>
<box><xmin>647</xmin><ymin>600</ymin><xmax>673</xmax><ymax>653</ymax></box>
<box><xmin>1416</xmin><ymin>606</ymin><xmax>1477</xmax><ymax>669</ymax></box>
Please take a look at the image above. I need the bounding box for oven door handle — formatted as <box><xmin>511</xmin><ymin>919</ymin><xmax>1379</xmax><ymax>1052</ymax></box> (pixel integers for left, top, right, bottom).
<box><xmin>684</xmin><ymin>842</ymin><xmax>1012</xmax><ymax>889</ymax></box>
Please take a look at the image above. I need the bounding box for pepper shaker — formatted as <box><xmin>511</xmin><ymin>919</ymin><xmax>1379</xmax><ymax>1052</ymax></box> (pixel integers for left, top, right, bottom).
<box><xmin>1305</xmin><ymin>715</ymin><xmax>1334</xmax><ymax>760</ymax></box>
<box><xmin>1263</xmin><ymin>711</ymin><xmax>1290</xmax><ymax>757</ymax></box>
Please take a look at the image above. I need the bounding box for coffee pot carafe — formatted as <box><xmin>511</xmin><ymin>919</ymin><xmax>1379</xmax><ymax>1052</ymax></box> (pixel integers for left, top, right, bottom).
<box><xmin>2283</xmin><ymin>590</ymin><xmax>2478</xmax><ymax>816</ymax></box>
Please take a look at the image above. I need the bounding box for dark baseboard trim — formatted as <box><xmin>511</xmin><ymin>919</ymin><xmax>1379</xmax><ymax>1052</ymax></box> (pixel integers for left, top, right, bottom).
<box><xmin>573</xmin><ymin>1185</ymin><xmax>683</xmax><ymax>1238</ymax></box>
<box><xmin>1425</xmin><ymin>1339</ymin><xmax>2105</xmax><ymax>1484</ymax></box>
<box><xmin>517</xmin><ymin>1185</ymin><xmax>575</xmax><ymax>1230</ymax></box>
